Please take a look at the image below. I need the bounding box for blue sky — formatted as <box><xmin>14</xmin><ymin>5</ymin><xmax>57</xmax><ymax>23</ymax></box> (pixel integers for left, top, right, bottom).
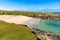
<box><xmin>0</xmin><ymin>0</ymin><xmax>60</xmax><ymax>12</ymax></box>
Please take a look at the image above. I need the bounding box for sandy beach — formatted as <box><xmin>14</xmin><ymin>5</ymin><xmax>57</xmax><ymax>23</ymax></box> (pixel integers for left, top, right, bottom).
<box><xmin>0</xmin><ymin>15</ymin><xmax>40</xmax><ymax>25</ymax></box>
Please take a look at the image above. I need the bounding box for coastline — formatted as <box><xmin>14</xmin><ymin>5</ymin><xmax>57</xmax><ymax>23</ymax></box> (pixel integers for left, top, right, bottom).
<box><xmin>0</xmin><ymin>15</ymin><xmax>60</xmax><ymax>40</ymax></box>
<box><xmin>32</xmin><ymin>28</ymin><xmax>60</xmax><ymax>40</ymax></box>
<box><xmin>0</xmin><ymin>15</ymin><xmax>40</xmax><ymax>25</ymax></box>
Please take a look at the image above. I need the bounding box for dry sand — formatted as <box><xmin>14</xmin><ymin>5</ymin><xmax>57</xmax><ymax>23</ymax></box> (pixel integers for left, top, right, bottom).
<box><xmin>0</xmin><ymin>15</ymin><xmax>40</xmax><ymax>25</ymax></box>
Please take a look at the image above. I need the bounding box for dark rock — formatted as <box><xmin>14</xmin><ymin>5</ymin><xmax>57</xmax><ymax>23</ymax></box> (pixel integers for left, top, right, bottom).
<box><xmin>31</xmin><ymin>31</ymin><xmax>36</xmax><ymax>34</ymax></box>
<box><xmin>37</xmin><ymin>37</ymin><xmax>41</xmax><ymax>40</ymax></box>
<box><xmin>32</xmin><ymin>28</ymin><xmax>60</xmax><ymax>40</ymax></box>
<box><xmin>24</xmin><ymin>25</ymin><xmax>28</xmax><ymax>27</ymax></box>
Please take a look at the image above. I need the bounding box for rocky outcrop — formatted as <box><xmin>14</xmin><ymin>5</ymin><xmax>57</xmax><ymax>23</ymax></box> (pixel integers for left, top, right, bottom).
<box><xmin>23</xmin><ymin>24</ymin><xmax>60</xmax><ymax>40</ymax></box>
<box><xmin>32</xmin><ymin>28</ymin><xmax>60</xmax><ymax>40</ymax></box>
<box><xmin>30</xmin><ymin>14</ymin><xmax>60</xmax><ymax>20</ymax></box>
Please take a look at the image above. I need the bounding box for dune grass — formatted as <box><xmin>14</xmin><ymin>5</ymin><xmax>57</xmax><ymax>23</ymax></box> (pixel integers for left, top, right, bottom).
<box><xmin>0</xmin><ymin>21</ymin><xmax>36</xmax><ymax>40</ymax></box>
<box><xmin>0</xmin><ymin>10</ymin><xmax>56</xmax><ymax>16</ymax></box>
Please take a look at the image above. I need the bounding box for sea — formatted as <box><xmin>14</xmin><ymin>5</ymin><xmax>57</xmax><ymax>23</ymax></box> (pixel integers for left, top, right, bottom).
<box><xmin>25</xmin><ymin>18</ymin><xmax>60</xmax><ymax>35</ymax></box>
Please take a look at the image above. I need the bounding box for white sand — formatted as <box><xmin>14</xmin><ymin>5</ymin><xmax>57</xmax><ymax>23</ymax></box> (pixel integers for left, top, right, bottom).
<box><xmin>0</xmin><ymin>15</ymin><xmax>40</xmax><ymax>25</ymax></box>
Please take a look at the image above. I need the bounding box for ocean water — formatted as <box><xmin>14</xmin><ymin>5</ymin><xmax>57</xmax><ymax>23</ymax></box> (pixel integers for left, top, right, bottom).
<box><xmin>25</xmin><ymin>18</ymin><xmax>60</xmax><ymax>35</ymax></box>
<box><xmin>33</xmin><ymin>20</ymin><xmax>60</xmax><ymax>35</ymax></box>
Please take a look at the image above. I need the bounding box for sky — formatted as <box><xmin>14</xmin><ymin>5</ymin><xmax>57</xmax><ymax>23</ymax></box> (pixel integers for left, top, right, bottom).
<box><xmin>0</xmin><ymin>0</ymin><xmax>60</xmax><ymax>12</ymax></box>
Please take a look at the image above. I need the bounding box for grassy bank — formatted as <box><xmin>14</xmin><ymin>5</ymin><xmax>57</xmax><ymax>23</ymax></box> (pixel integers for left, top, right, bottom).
<box><xmin>0</xmin><ymin>21</ymin><xmax>36</xmax><ymax>40</ymax></box>
<box><xmin>0</xmin><ymin>10</ymin><xmax>56</xmax><ymax>16</ymax></box>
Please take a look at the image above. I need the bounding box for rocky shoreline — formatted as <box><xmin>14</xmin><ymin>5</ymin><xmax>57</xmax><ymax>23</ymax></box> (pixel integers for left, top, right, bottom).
<box><xmin>0</xmin><ymin>15</ymin><xmax>60</xmax><ymax>40</ymax></box>
<box><xmin>23</xmin><ymin>24</ymin><xmax>60</xmax><ymax>40</ymax></box>
<box><xmin>31</xmin><ymin>28</ymin><xmax>60</xmax><ymax>40</ymax></box>
<box><xmin>30</xmin><ymin>14</ymin><xmax>60</xmax><ymax>20</ymax></box>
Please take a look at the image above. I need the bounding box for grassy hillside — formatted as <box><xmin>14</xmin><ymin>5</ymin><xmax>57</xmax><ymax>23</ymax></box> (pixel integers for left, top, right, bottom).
<box><xmin>0</xmin><ymin>21</ymin><xmax>36</xmax><ymax>40</ymax></box>
<box><xmin>0</xmin><ymin>10</ymin><xmax>56</xmax><ymax>16</ymax></box>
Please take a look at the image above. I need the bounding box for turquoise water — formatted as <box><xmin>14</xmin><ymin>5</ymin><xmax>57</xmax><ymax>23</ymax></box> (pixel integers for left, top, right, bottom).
<box><xmin>33</xmin><ymin>20</ymin><xmax>60</xmax><ymax>35</ymax></box>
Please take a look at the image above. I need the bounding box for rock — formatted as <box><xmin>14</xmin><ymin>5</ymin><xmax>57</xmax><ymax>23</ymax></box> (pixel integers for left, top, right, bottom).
<box><xmin>32</xmin><ymin>28</ymin><xmax>60</xmax><ymax>40</ymax></box>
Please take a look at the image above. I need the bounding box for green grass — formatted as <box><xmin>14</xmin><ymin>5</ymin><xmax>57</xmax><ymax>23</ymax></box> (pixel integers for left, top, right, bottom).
<box><xmin>0</xmin><ymin>21</ymin><xmax>36</xmax><ymax>40</ymax></box>
<box><xmin>0</xmin><ymin>10</ymin><xmax>56</xmax><ymax>16</ymax></box>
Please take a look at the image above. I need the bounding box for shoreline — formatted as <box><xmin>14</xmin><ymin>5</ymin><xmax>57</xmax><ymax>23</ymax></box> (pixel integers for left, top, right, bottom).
<box><xmin>0</xmin><ymin>15</ymin><xmax>40</xmax><ymax>25</ymax></box>
<box><xmin>32</xmin><ymin>28</ymin><xmax>60</xmax><ymax>40</ymax></box>
<box><xmin>0</xmin><ymin>15</ymin><xmax>60</xmax><ymax>40</ymax></box>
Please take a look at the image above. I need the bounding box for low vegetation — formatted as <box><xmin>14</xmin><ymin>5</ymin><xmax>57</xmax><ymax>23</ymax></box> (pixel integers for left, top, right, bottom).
<box><xmin>0</xmin><ymin>21</ymin><xmax>36</xmax><ymax>40</ymax></box>
<box><xmin>0</xmin><ymin>10</ymin><xmax>56</xmax><ymax>16</ymax></box>
<box><xmin>0</xmin><ymin>10</ymin><xmax>60</xmax><ymax>20</ymax></box>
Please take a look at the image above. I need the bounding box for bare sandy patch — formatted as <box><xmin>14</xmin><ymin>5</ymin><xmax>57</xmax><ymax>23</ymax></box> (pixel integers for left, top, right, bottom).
<box><xmin>0</xmin><ymin>15</ymin><xmax>40</xmax><ymax>25</ymax></box>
